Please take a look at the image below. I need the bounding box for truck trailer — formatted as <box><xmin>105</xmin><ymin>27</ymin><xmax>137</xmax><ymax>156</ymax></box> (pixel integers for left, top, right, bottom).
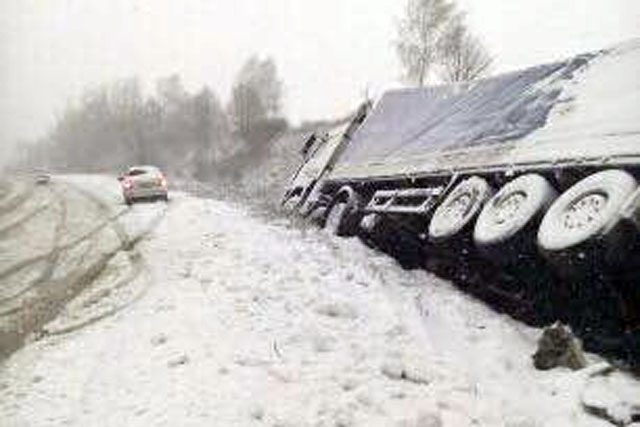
<box><xmin>284</xmin><ymin>39</ymin><xmax>640</xmax><ymax>362</ymax></box>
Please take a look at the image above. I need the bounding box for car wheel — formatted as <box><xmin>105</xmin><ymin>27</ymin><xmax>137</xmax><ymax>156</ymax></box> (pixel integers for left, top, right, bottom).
<box><xmin>474</xmin><ymin>174</ymin><xmax>558</xmax><ymax>259</ymax></box>
<box><xmin>537</xmin><ymin>169</ymin><xmax>638</xmax><ymax>277</ymax></box>
<box><xmin>428</xmin><ymin>176</ymin><xmax>493</xmax><ymax>243</ymax></box>
<box><xmin>125</xmin><ymin>197</ymin><xmax>133</xmax><ymax>206</ymax></box>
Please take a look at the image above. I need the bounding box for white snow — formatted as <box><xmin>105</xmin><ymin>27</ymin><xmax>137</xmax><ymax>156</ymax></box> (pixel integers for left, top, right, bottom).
<box><xmin>511</xmin><ymin>38</ymin><xmax>640</xmax><ymax>166</ymax></box>
<box><xmin>2</xmin><ymin>177</ymin><xmax>638</xmax><ymax>426</ymax></box>
<box><xmin>582</xmin><ymin>366</ymin><xmax>640</xmax><ymax>426</ymax></box>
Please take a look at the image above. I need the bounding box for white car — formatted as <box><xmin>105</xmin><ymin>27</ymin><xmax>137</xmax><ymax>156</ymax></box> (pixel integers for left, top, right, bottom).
<box><xmin>34</xmin><ymin>170</ymin><xmax>51</xmax><ymax>185</ymax></box>
<box><xmin>119</xmin><ymin>165</ymin><xmax>168</xmax><ymax>205</ymax></box>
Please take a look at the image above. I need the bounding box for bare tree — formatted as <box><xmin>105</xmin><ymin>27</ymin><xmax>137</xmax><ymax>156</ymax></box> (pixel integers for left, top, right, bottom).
<box><xmin>229</xmin><ymin>56</ymin><xmax>283</xmax><ymax>125</ymax></box>
<box><xmin>438</xmin><ymin>16</ymin><xmax>493</xmax><ymax>83</ymax></box>
<box><xmin>28</xmin><ymin>75</ymin><xmax>235</xmax><ymax>177</ymax></box>
<box><xmin>395</xmin><ymin>0</ymin><xmax>455</xmax><ymax>86</ymax></box>
<box><xmin>229</xmin><ymin>83</ymin><xmax>267</xmax><ymax>137</ymax></box>
<box><xmin>228</xmin><ymin>55</ymin><xmax>286</xmax><ymax>144</ymax></box>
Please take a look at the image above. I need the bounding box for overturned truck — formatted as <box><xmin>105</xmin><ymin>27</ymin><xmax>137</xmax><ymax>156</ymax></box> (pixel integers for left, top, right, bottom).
<box><xmin>284</xmin><ymin>40</ymin><xmax>640</xmax><ymax>362</ymax></box>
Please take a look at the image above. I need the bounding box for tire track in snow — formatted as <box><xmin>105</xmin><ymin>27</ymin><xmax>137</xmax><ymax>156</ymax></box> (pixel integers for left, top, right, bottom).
<box><xmin>68</xmin><ymin>182</ymin><xmax>169</xmax><ymax>248</ymax></box>
<box><xmin>0</xmin><ymin>183</ymin><xmax>68</xmax><ymax>309</ymax></box>
<box><xmin>36</xmin><ymin>182</ymin><xmax>169</xmax><ymax>337</ymax></box>
<box><xmin>0</xmin><ymin>180</ymin><xmax>166</xmax><ymax>357</ymax></box>
<box><xmin>0</xmin><ymin>182</ymin><xmax>69</xmax><ymax>356</ymax></box>
<box><xmin>0</xmin><ymin>181</ymin><xmax>35</xmax><ymax>217</ymax></box>
<box><xmin>0</xmin><ymin>192</ymin><xmax>52</xmax><ymax>238</ymax></box>
<box><xmin>43</xmin><ymin>255</ymin><xmax>150</xmax><ymax>337</ymax></box>
<box><xmin>0</xmin><ymin>185</ymin><xmax>130</xmax><ymax>303</ymax></box>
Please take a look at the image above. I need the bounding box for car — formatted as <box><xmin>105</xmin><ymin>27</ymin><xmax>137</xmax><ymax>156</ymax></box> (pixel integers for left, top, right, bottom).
<box><xmin>34</xmin><ymin>169</ymin><xmax>51</xmax><ymax>185</ymax></box>
<box><xmin>118</xmin><ymin>165</ymin><xmax>168</xmax><ymax>205</ymax></box>
<box><xmin>35</xmin><ymin>173</ymin><xmax>51</xmax><ymax>185</ymax></box>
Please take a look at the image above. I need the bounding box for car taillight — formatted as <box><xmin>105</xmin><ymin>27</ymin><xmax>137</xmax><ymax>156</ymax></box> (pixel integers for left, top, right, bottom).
<box><xmin>122</xmin><ymin>179</ymin><xmax>133</xmax><ymax>190</ymax></box>
<box><xmin>159</xmin><ymin>175</ymin><xmax>168</xmax><ymax>188</ymax></box>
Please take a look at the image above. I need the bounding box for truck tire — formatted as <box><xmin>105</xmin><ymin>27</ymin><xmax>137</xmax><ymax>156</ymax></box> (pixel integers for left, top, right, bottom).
<box><xmin>325</xmin><ymin>202</ymin><xmax>350</xmax><ymax>235</ymax></box>
<box><xmin>428</xmin><ymin>176</ymin><xmax>493</xmax><ymax>243</ymax></box>
<box><xmin>537</xmin><ymin>169</ymin><xmax>638</xmax><ymax>276</ymax></box>
<box><xmin>620</xmin><ymin>187</ymin><xmax>640</xmax><ymax>232</ymax></box>
<box><xmin>474</xmin><ymin>174</ymin><xmax>557</xmax><ymax>254</ymax></box>
<box><xmin>474</xmin><ymin>175</ymin><xmax>559</xmax><ymax>321</ymax></box>
<box><xmin>324</xmin><ymin>188</ymin><xmax>363</xmax><ymax>237</ymax></box>
<box><xmin>308</xmin><ymin>206</ymin><xmax>328</xmax><ymax>227</ymax></box>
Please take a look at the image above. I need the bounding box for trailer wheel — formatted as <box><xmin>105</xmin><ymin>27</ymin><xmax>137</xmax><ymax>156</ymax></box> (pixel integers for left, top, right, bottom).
<box><xmin>474</xmin><ymin>174</ymin><xmax>558</xmax><ymax>254</ymax></box>
<box><xmin>537</xmin><ymin>169</ymin><xmax>638</xmax><ymax>276</ymax></box>
<box><xmin>428</xmin><ymin>176</ymin><xmax>493</xmax><ymax>243</ymax></box>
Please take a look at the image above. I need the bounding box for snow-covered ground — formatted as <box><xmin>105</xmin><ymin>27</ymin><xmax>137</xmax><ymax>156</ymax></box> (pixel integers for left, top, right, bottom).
<box><xmin>0</xmin><ymin>174</ymin><xmax>166</xmax><ymax>357</ymax></box>
<box><xmin>1</xmin><ymin>177</ymin><xmax>638</xmax><ymax>426</ymax></box>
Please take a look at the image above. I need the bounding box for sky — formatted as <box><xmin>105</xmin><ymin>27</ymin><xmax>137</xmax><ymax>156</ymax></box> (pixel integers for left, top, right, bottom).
<box><xmin>1</xmin><ymin>0</ymin><xmax>639</xmax><ymax>155</ymax></box>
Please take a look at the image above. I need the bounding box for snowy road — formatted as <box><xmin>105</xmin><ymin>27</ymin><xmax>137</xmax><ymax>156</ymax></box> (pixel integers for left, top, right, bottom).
<box><xmin>0</xmin><ymin>176</ymin><xmax>638</xmax><ymax>426</ymax></box>
<box><xmin>0</xmin><ymin>175</ymin><xmax>165</xmax><ymax>357</ymax></box>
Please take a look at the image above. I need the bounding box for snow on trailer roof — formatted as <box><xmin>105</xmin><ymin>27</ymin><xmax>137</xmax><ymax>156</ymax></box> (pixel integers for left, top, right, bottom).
<box><xmin>331</xmin><ymin>39</ymin><xmax>640</xmax><ymax>181</ymax></box>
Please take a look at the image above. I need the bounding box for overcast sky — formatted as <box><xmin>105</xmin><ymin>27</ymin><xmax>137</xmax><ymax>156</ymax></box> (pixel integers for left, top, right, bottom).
<box><xmin>1</xmin><ymin>0</ymin><xmax>639</xmax><ymax>152</ymax></box>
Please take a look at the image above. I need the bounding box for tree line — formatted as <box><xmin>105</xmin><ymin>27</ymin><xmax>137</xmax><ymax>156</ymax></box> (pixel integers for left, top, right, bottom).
<box><xmin>19</xmin><ymin>0</ymin><xmax>493</xmax><ymax>179</ymax></box>
<box><xmin>20</xmin><ymin>56</ymin><xmax>287</xmax><ymax>180</ymax></box>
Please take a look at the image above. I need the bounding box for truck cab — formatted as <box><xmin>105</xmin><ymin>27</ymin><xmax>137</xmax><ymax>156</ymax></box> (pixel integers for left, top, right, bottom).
<box><xmin>281</xmin><ymin>102</ymin><xmax>370</xmax><ymax>217</ymax></box>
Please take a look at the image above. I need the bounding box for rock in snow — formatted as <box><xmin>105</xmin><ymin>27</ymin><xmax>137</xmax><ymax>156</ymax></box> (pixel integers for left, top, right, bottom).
<box><xmin>532</xmin><ymin>322</ymin><xmax>588</xmax><ymax>371</ymax></box>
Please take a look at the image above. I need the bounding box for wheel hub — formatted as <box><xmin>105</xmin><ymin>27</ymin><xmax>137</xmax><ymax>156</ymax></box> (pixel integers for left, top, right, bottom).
<box><xmin>562</xmin><ymin>193</ymin><xmax>607</xmax><ymax>230</ymax></box>
<box><xmin>442</xmin><ymin>193</ymin><xmax>472</xmax><ymax>224</ymax></box>
<box><xmin>492</xmin><ymin>192</ymin><xmax>526</xmax><ymax>225</ymax></box>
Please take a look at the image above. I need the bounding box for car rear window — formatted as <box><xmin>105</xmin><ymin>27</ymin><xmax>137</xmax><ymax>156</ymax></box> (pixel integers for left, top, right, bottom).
<box><xmin>128</xmin><ymin>169</ymin><xmax>147</xmax><ymax>176</ymax></box>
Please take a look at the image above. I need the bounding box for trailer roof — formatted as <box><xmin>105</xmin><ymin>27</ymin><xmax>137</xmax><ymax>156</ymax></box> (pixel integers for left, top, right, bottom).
<box><xmin>331</xmin><ymin>39</ymin><xmax>640</xmax><ymax>181</ymax></box>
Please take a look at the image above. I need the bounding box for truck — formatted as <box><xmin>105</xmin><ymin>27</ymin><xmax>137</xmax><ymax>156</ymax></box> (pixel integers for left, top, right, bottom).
<box><xmin>282</xmin><ymin>103</ymin><xmax>370</xmax><ymax>218</ymax></box>
<box><xmin>284</xmin><ymin>39</ymin><xmax>640</xmax><ymax>363</ymax></box>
